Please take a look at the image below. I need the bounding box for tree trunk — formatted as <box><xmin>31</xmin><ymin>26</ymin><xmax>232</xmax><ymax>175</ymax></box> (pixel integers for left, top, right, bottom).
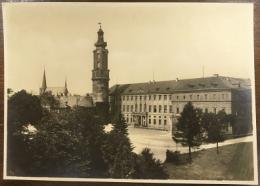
<box><xmin>217</xmin><ymin>141</ymin><xmax>219</xmax><ymax>154</ymax></box>
<box><xmin>188</xmin><ymin>145</ymin><xmax>192</xmax><ymax>162</ymax></box>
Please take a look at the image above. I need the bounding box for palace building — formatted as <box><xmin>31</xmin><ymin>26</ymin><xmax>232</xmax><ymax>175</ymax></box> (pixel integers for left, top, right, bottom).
<box><xmin>109</xmin><ymin>75</ymin><xmax>252</xmax><ymax>135</ymax></box>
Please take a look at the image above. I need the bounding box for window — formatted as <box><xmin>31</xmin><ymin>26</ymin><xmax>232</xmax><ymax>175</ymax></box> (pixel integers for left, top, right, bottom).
<box><xmin>153</xmin><ymin>105</ymin><xmax>157</xmax><ymax>113</ymax></box>
<box><xmin>222</xmin><ymin>94</ymin><xmax>225</xmax><ymax>100</ymax></box>
<box><xmin>123</xmin><ymin>105</ymin><xmax>125</xmax><ymax>112</ymax></box>
<box><xmin>149</xmin><ymin>119</ymin><xmax>151</xmax><ymax>124</ymax></box>
<box><xmin>213</xmin><ymin>94</ymin><xmax>216</xmax><ymax>100</ymax></box>
<box><xmin>159</xmin><ymin>105</ymin><xmax>162</xmax><ymax>112</ymax></box>
<box><xmin>205</xmin><ymin>108</ymin><xmax>208</xmax><ymax>113</ymax></box>
<box><xmin>140</xmin><ymin>96</ymin><xmax>142</xmax><ymax>100</ymax></box>
<box><xmin>205</xmin><ymin>94</ymin><xmax>208</xmax><ymax>100</ymax></box>
<box><xmin>164</xmin><ymin>120</ymin><xmax>167</xmax><ymax>125</ymax></box>
<box><xmin>197</xmin><ymin>95</ymin><xmax>200</xmax><ymax>100</ymax></box>
<box><xmin>159</xmin><ymin>95</ymin><xmax>162</xmax><ymax>100</ymax></box>
<box><xmin>214</xmin><ymin>108</ymin><xmax>217</xmax><ymax>114</ymax></box>
<box><xmin>122</xmin><ymin>96</ymin><xmax>125</xmax><ymax>101</ymax></box>
<box><xmin>153</xmin><ymin>95</ymin><xmax>156</xmax><ymax>100</ymax></box>
<box><xmin>144</xmin><ymin>96</ymin><xmax>147</xmax><ymax>100</ymax></box>
<box><xmin>131</xmin><ymin>96</ymin><xmax>133</xmax><ymax>100</ymax></box>
<box><xmin>149</xmin><ymin>105</ymin><xmax>152</xmax><ymax>112</ymax></box>
<box><xmin>164</xmin><ymin>95</ymin><xmax>167</xmax><ymax>100</ymax></box>
<box><xmin>222</xmin><ymin>107</ymin><xmax>225</xmax><ymax>112</ymax></box>
<box><xmin>127</xmin><ymin>105</ymin><xmax>129</xmax><ymax>112</ymax></box>
<box><xmin>153</xmin><ymin>119</ymin><xmax>156</xmax><ymax>125</ymax></box>
<box><xmin>159</xmin><ymin>119</ymin><xmax>161</xmax><ymax>125</ymax></box>
<box><xmin>127</xmin><ymin>96</ymin><xmax>129</xmax><ymax>101</ymax></box>
<box><xmin>140</xmin><ymin>104</ymin><xmax>142</xmax><ymax>112</ymax></box>
<box><xmin>164</xmin><ymin>105</ymin><xmax>167</xmax><ymax>113</ymax></box>
<box><xmin>177</xmin><ymin>107</ymin><xmax>179</xmax><ymax>114</ymax></box>
<box><xmin>149</xmin><ymin>95</ymin><xmax>151</xmax><ymax>100</ymax></box>
<box><xmin>176</xmin><ymin>95</ymin><xmax>179</xmax><ymax>100</ymax></box>
<box><xmin>135</xmin><ymin>96</ymin><xmax>137</xmax><ymax>100</ymax></box>
<box><xmin>169</xmin><ymin>95</ymin><xmax>172</xmax><ymax>100</ymax></box>
<box><xmin>183</xmin><ymin>95</ymin><xmax>186</xmax><ymax>100</ymax></box>
<box><xmin>190</xmin><ymin>95</ymin><xmax>192</xmax><ymax>100</ymax></box>
<box><xmin>144</xmin><ymin>104</ymin><xmax>147</xmax><ymax>112</ymax></box>
<box><xmin>131</xmin><ymin>105</ymin><xmax>133</xmax><ymax>112</ymax></box>
<box><xmin>169</xmin><ymin>105</ymin><xmax>173</xmax><ymax>113</ymax></box>
<box><xmin>135</xmin><ymin>104</ymin><xmax>137</xmax><ymax>112</ymax></box>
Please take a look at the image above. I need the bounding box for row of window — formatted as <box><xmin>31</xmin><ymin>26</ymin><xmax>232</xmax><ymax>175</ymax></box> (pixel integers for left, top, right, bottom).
<box><xmin>124</xmin><ymin>115</ymin><xmax>168</xmax><ymax>125</ymax></box>
<box><xmin>122</xmin><ymin>104</ymin><xmax>226</xmax><ymax>114</ymax></box>
<box><xmin>121</xmin><ymin>93</ymin><xmax>229</xmax><ymax>102</ymax></box>
<box><xmin>122</xmin><ymin>104</ymin><xmax>173</xmax><ymax>113</ymax></box>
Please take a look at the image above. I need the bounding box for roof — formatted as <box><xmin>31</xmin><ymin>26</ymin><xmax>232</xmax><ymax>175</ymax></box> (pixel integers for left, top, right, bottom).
<box><xmin>59</xmin><ymin>95</ymin><xmax>94</xmax><ymax>108</ymax></box>
<box><xmin>46</xmin><ymin>87</ymin><xmax>66</xmax><ymax>96</ymax></box>
<box><xmin>109</xmin><ymin>76</ymin><xmax>251</xmax><ymax>95</ymax></box>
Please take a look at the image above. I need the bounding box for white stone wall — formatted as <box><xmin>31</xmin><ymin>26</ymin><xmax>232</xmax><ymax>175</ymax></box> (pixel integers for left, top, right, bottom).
<box><xmin>120</xmin><ymin>90</ymin><xmax>232</xmax><ymax>131</ymax></box>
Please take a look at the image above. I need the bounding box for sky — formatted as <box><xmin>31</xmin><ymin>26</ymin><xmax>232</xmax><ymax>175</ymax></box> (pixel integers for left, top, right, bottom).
<box><xmin>3</xmin><ymin>2</ymin><xmax>254</xmax><ymax>95</ymax></box>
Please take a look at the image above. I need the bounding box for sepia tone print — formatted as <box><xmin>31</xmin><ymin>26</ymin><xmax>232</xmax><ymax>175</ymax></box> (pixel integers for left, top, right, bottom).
<box><xmin>2</xmin><ymin>2</ymin><xmax>258</xmax><ymax>184</ymax></box>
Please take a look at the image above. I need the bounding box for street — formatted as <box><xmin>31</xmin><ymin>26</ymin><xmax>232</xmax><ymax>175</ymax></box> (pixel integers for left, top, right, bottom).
<box><xmin>128</xmin><ymin>127</ymin><xmax>254</xmax><ymax>161</ymax></box>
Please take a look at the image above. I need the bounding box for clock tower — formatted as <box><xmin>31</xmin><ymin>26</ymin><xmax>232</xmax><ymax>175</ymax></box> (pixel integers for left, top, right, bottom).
<box><xmin>92</xmin><ymin>23</ymin><xmax>110</xmax><ymax>105</ymax></box>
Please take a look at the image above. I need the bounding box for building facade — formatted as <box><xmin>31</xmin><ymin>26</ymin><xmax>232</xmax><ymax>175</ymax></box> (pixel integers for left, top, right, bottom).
<box><xmin>109</xmin><ymin>75</ymin><xmax>252</xmax><ymax>135</ymax></box>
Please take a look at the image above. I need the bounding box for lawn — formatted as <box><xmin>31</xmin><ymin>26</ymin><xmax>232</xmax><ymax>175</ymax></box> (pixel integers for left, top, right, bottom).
<box><xmin>165</xmin><ymin>142</ymin><xmax>254</xmax><ymax>181</ymax></box>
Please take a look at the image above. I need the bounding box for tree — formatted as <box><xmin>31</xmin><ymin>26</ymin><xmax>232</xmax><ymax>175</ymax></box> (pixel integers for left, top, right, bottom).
<box><xmin>173</xmin><ymin>102</ymin><xmax>203</xmax><ymax>161</ymax></box>
<box><xmin>7</xmin><ymin>90</ymin><xmax>43</xmax><ymax>175</ymax></box>
<box><xmin>39</xmin><ymin>91</ymin><xmax>60</xmax><ymax>110</ymax></box>
<box><xmin>203</xmin><ymin>110</ymin><xmax>228</xmax><ymax>154</ymax></box>
<box><xmin>101</xmin><ymin>113</ymin><xmax>134</xmax><ymax>178</ymax></box>
<box><xmin>113</xmin><ymin>113</ymin><xmax>128</xmax><ymax>136</ymax></box>
<box><xmin>131</xmin><ymin>148</ymin><xmax>168</xmax><ymax>179</ymax></box>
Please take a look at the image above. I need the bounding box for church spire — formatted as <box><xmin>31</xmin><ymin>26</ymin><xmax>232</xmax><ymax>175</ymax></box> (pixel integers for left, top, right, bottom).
<box><xmin>64</xmin><ymin>78</ymin><xmax>68</xmax><ymax>96</ymax></box>
<box><xmin>95</xmin><ymin>22</ymin><xmax>107</xmax><ymax>48</ymax></box>
<box><xmin>40</xmin><ymin>68</ymin><xmax>47</xmax><ymax>95</ymax></box>
<box><xmin>42</xmin><ymin>68</ymin><xmax>47</xmax><ymax>91</ymax></box>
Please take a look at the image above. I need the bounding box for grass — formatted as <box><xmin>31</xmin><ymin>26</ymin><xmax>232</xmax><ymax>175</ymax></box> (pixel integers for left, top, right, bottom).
<box><xmin>165</xmin><ymin>142</ymin><xmax>254</xmax><ymax>181</ymax></box>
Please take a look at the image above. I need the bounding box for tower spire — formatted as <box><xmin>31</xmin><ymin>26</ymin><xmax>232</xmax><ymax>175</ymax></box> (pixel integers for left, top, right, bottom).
<box><xmin>42</xmin><ymin>68</ymin><xmax>47</xmax><ymax>90</ymax></box>
<box><xmin>40</xmin><ymin>68</ymin><xmax>47</xmax><ymax>95</ymax></box>
<box><xmin>95</xmin><ymin>22</ymin><xmax>107</xmax><ymax>48</ymax></box>
<box><xmin>64</xmin><ymin>77</ymin><xmax>68</xmax><ymax>96</ymax></box>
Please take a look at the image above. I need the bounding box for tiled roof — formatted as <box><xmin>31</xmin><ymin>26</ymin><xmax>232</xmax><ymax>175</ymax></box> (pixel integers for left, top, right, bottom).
<box><xmin>59</xmin><ymin>95</ymin><xmax>94</xmax><ymax>108</ymax></box>
<box><xmin>109</xmin><ymin>76</ymin><xmax>251</xmax><ymax>95</ymax></box>
<box><xmin>46</xmin><ymin>87</ymin><xmax>66</xmax><ymax>96</ymax></box>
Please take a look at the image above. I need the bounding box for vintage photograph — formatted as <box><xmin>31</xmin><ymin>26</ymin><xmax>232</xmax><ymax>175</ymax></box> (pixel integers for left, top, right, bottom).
<box><xmin>3</xmin><ymin>2</ymin><xmax>258</xmax><ymax>184</ymax></box>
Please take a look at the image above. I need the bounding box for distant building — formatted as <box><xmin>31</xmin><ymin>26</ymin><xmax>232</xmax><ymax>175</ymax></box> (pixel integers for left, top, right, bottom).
<box><xmin>109</xmin><ymin>75</ymin><xmax>252</xmax><ymax>135</ymax></box>
<box><xmin>39</xmin><ymin>25</ymin><xmax>110</xmax><ymax>117</ymax></box>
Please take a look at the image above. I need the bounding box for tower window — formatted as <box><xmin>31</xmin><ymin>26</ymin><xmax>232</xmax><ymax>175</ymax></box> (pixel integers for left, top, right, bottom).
<box><xmin>177</xmin><ymin>107</ymin><xmax>179</xmax><ymax>114</ymax></box>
